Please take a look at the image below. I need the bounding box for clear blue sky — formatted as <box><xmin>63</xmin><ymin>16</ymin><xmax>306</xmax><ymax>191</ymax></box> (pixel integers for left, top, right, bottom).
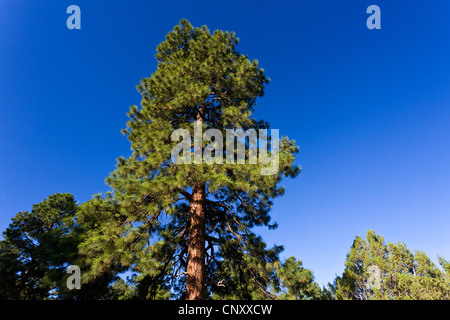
<box><xmin>1</xmin><ymin>0</ymin><xmax>450</xmax><ymax>287</ymax></box>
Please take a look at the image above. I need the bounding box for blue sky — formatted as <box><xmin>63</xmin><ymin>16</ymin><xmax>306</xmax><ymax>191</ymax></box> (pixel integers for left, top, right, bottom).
<box><xmin>1</xmin><ymin>0</ymin><xmax>450</xmax><ymax>287</ymax></box>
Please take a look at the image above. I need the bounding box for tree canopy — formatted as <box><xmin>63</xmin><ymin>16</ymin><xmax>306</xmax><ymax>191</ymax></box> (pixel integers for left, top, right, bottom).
<box><xmin>329</xmin><ymin>230</ymin><xmax>450</xmax><ymax>300</ymax></box>
<box><xmin>0</xmin><ymin>193</ymin><xmax>121</xmax><ymax>299</ymax></box>
<box><xmin>86</xmin><ymin>19</ymin><xmax>300</xmax><ymax>299</ymax></box>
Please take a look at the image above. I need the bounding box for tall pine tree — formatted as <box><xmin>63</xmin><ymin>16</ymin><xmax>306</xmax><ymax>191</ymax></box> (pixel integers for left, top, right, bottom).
<box><xmin>0</xmin><ymin>193</ymin><xmax>124</xmax><ymax>299</ymax></box>
<box><xmin>87</xmin><ymin>19</ymin><xmax>299</xmax><ymax>300</ymax></box>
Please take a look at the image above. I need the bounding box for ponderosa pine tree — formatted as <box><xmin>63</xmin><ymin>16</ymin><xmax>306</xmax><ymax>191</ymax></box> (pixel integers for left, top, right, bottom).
<box><xmin>0</xmin><ymin>193</ymin><xmax>128</xmax><ymax>299</ymax></box>
<box><xmin>273</xmin><ymin>257</ymin><xmax>324</xmax><ymax>300</ymax></box>
<box><xmin>0</xmin><ymin>193</ymin><xmax>77</xmax><ymax>299</ymax></box>
<box><xmin>85</xmin><ymin>19</ymin><xmax>299</xmax><ymax>300</ymax></box>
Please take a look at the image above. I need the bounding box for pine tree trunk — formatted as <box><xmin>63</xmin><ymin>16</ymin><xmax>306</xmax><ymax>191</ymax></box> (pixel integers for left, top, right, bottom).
<box><xmin>186</xmin><ymin>181</ymin><xmax>206</xmax><ymax>300</ymax></box>
<box><xmin>186</xmin><ymin>107</ymin><xmax>206</xmax><ymax>300</ymax></box>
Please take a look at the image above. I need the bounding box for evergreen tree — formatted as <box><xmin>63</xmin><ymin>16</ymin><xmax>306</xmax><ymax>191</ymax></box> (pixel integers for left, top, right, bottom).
<box><xmin>83</xmin><ymin>19</ymin><xmax>300</xmax><ymax>300</ymax></box>
<box><xmin>0</xmin><ymin>193</ymin><xmax>78</xmax><ymax>299</ymax></box>
<box><xmin>273</xmin><ymin>257</ymin><xmax>324</xmax><ymax>300</ymax></box>
<box><xmin>0</xmin><ymin>193</ymin><xmax>126</xmax><ymax>299</ymax></box>
<box><xmin>329</xmin><ymin>230</ymin><xmax>450</xmax><ymax>300</ymax></box>
<box><xmin>77</xmin><ymin>193</ymin><xmax>170</xmax><ymax>299</ymax></box>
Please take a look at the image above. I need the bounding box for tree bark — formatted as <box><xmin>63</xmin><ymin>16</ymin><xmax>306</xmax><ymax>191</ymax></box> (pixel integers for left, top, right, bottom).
<box><xmin>186</xmin><ymin>107</ymin><xmax>206</xmax><ymax>300</ymax></box>
<box><xmin>186</xmin><ymin>181</ymin><xmax>206</xmax><ymax>300</ymax></box>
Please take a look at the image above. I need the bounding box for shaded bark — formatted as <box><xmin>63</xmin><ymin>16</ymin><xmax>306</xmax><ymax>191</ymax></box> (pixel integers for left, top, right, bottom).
<box><xmin>186</xmin><ymin>106</ymin><xmax>206</xmax><ymax>300</ymax></box>
<box><xmin>186</xmin><ymin>181</ymin><xmax>206</xmax><ymax>300</ymax></box>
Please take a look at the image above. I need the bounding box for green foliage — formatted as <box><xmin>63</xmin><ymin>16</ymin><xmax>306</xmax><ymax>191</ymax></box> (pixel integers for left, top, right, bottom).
<box><xmin>209</xmin><ymin>234</ymin><xmax>284</xmax><ymax>300</ymax></box>
<box><xmin>1</xmin><ymin>195</ymin><xmax>448</xmax><ymax>300</ymax></box>
<box><xmin>0</xmin><ymin>193</ymin><xmax>130</xmax><ymax>299</ymax></box>
<box><xmin>273</xmin><ymin>257</ymin><xmax>324</xmax><ymax>300</ymax></box>
<box><xmin>78</xmin><ymin>19</ymin><xmax>300</xmax><ymax>299</ymax></box>
<box><xmin>0</xmin><ymin>193</ymin><xmax>78</xmax><ymax>299</ymax></box>
<box><xmin>329</xmin><ymin>230</ymin><xmax>450</xmax><ymax>300</ymax></box>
